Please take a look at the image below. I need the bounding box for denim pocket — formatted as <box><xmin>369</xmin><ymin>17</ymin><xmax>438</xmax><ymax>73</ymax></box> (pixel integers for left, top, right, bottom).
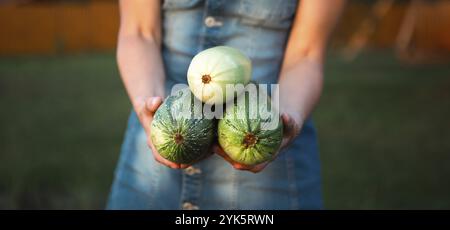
<box><xmin>162</xmin><ymin>0</ymin><xmax>202</xmax><ymax>10</ymax></box>
<box><xmin>237</xmin><ymin>0</ymin><xmax>297</xmax><ymax>28</ymax></box>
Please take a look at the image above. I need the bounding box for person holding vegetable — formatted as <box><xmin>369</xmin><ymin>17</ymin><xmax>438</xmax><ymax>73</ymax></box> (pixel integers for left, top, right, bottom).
<box><xmin>107</xmin><ymin>0</ymin><xmax>346</xmax><ymax>209</ymax></box>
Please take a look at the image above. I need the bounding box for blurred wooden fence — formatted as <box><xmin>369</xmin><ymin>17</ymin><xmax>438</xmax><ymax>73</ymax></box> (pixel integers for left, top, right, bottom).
<box><xmin>334</xmin><ymin>1</ymin><xmax>450</xmax><ymax>54</ymax></box>
<box><xmin>0</xmin><ymin>1</ymin><xmax>449</xmax><ymax>55</ymax></box>
<box><xmin>0</xmin><ymin>2</ymin><xmax>119</xmax><ymax>54</ymax></box>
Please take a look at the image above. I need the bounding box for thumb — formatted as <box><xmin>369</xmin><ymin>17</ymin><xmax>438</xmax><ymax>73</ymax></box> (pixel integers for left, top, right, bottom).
<box><xmin>281</xmin><ymin>113</ymin><xmax>295</xmax><ymax>133</ymax></box>
<box><xmin>280</xmin><ymin>113</ymin><xmax>301</xmax><ymax>150</ymax></box>
<box><xmin>146</xmin><ymin>97</ymin><xmax>163</xmax><ymax>113</ymax></box>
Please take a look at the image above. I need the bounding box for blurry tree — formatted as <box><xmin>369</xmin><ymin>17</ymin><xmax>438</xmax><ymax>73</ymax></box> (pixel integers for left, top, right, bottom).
<box><xmin>341</xmin><ymin>0</ymin><xmax>450</xmax><ymax>64</ymax></box>
<box><xmin>342</xmin><ymin>0</ymin><xmax>394</xmax><ymax>60</ymax></box>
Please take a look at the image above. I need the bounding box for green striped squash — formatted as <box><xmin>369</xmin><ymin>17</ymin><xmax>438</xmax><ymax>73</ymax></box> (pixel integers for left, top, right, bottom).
<box><xmin>150</xmin><ymin>89</ymin><xmax>215</xmax><ymax>164</ymax></box>
<box><xmin>218</xmin><ymin>86</ymin><xmax>283</xmax><ymax>166</ymax></box>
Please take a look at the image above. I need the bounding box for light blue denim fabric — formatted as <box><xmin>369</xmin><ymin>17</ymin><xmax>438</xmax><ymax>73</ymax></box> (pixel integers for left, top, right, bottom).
<box><xmin>107</xmin><ymin>0</ymin><xmax>323</xmax><ymax>210</ymax></box>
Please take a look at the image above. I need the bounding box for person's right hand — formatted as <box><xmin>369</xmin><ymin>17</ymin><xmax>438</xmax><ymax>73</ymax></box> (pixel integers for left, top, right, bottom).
<box><xmin>135</xmin><ymin>96</ymin><xmax>190</xmax><ymax>169</ymax></box>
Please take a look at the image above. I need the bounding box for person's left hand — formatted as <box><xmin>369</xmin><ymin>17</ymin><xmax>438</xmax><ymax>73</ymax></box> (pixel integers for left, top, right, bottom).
<box><xmin>214</xmin><ymin>112</ymin><xmax>302</xmax><ymax>173</ymax></box>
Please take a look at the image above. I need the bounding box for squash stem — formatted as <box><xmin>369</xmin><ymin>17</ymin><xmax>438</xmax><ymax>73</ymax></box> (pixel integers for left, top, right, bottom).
<box><xmin>202</xmin><ymin>74</ymin><xmax>211</xmax><ymax>84</ymax></box>
<box><xmin>243</xmin><ymin>133</ymin><xmax>258</xmax><ymax>148</ymax></box>
<box><xmin>174</xmin><ymin>133</ymin><xmax>184</xmax><ymax>144</ymax></box>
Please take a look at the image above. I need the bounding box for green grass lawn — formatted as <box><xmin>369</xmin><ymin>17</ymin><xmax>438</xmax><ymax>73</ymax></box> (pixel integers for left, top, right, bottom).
<box><xmin>0</xmin><ymin>52</ymin><xmax>449</xmax><ymax>209</ymax></box>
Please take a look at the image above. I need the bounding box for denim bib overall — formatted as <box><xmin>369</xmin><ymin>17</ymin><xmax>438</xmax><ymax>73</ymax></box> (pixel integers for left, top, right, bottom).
<box><xmin>107</xmin><ymin>0</ymin><xmax>323</xmax><ymax>210</ymax></box>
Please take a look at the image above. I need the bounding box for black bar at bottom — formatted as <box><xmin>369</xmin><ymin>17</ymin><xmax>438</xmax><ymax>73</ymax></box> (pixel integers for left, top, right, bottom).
<box><xmin>0</xmin><ymin>210</ymin><xmax>449</xmax><ymax>227</ymax></box>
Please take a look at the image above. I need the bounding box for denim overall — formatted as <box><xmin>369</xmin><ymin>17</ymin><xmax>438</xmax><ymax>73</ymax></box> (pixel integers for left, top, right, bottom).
<box><xmin>107</xmin><ymin>0</ymin><xmax>323</xmax><ymax>210</ymax></box>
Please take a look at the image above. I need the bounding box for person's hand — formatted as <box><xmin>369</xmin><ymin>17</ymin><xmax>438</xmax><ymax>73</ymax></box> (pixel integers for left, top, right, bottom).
<box><xmin>214</xmin><ymin>112</ymin><xmax>302</xmax><ymax>173</ymax></box>
<box><xmin>279</xmin><ymin>112</ymin><xmax>302</xmax><ymax>151</ymax></box>
<box><xmin>135</xmin><ymin>96</ymin><xmax>191</xmax><ymax>169</ymax></box>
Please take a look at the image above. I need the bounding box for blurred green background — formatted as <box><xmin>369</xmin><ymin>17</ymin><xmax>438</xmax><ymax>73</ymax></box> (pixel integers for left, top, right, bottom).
<box><xmin>1</xmin><ymin>51</ymin><xmax>449</xmax><ymax>209</ymax></box>
<box><xmin>1</xmin><ymin>0</ymin><xmax>450</xmax><ymax>209</ymax></box>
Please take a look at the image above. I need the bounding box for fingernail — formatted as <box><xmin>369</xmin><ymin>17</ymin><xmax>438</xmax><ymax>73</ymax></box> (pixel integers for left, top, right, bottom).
<box><xmin>151</xmin><ymin>97</ymin><xmax>158</xmax><ymax>106</ymax></box>
<box><xmin>150</xmin><ymin>97</ymin><xmax>162</xmax><ymax>109</ymax></box>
